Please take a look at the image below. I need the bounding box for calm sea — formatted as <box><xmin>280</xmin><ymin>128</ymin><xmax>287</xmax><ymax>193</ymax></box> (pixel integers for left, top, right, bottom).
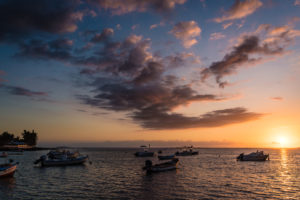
<box><xmin>1</xmin><ymin>148</ymin><xmax>300</xmax><ymax>200</ymax></box>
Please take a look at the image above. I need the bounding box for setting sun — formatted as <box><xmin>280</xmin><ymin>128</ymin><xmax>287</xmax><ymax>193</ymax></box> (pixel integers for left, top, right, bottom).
<box><xmin>277</xmin><ymin>136</ymin><xmax>289</xmax><ymax>148</ymax></box>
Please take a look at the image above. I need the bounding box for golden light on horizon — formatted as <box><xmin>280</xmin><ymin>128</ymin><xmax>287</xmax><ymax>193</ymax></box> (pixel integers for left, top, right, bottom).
<box><xmin>277</xmin><ymin>136</ymin><xmax>289</xmax><ymax>148</ymax></box>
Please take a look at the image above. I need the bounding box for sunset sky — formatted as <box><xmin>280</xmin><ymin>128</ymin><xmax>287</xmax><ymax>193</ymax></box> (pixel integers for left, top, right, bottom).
<box><xmin>0</xmin><ymin>0</ymin><xmax>300</xmax><ymax>147</ymax></box>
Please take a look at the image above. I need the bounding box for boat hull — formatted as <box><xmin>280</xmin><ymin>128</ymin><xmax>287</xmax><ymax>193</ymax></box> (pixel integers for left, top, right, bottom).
<box><xmin>0</xmin><ymin>164</ymin><xmax>17</xmax><ymax>178</ymax></box>
<box><xmin>134</xmin><ymin>152</ymin><xmax>154</xmax><ymax>157</ymax></box>
<box><xmin>146</xmin><ymin>158</ymin><xmax>179</xmax><ymax>173</ymax></box>
<box><xmin>175</xmin><ymin>151</ymin><xmax>198</xmax><ymax>156</ymax></box>
<box><xmin>41</xmin><ymin>156</ymin><xmax>88</xmax><ymax>167</ymax></box>
<box><xmin>158</xmin><ymin>155</ymin><xmax>175</xmax><ymax>160</ymax></box>
<box><xmin>237</xmin><ymin>155</ymin><xmax>269</xmax><ymax>161</ymax></box>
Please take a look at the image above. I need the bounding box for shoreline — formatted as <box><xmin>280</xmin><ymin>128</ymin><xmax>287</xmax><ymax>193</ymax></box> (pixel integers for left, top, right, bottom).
<box><xmin>0</xmin><ymin>147</ymin><xmax>55</xmax><ymax>151</ymax></box>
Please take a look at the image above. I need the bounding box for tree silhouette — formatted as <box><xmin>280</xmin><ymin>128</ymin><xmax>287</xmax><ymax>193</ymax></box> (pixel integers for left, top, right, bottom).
<box><xmin>22</xmin><ymin>130</ymin><xmax>38</xmax><ymax>146</ymax></box>
<box><xmin>0</xmin><ymin>131</ymin><xmax>14</xmax><ymax>146</ymax></box>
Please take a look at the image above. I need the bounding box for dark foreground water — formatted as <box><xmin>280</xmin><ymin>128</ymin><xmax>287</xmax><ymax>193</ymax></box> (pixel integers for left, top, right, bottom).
<box><xmin>1</xmin><ymin>148</ymin><xmax>300</xmax><ymax>200</ymax></box>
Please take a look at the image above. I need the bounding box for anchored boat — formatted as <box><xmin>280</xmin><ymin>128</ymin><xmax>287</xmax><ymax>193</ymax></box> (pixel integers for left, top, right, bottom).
<box><xmin>237</xmin><ymin>150</ymin><xmax>269</xmax><ymax>161</ymax></box>
<box><xmin>134</xmin><ymin>145</ymin><xmax>154</xmax><ymax>157</ymax></box>
<box><xmin>34</xmin><ymin>150</ymin><xmax>88</xmax><ymax>167</ymax></box>
<box><xmin>143</xmin><ymin>158</ymin><xmax>179</xmax><ymax>173</ymax></box>
<box><xmin>0</xmin><ymin>160</ymin><xmax>18</xmax><ymax>178</ymax></box>
<box><xmin>175</xmin><ymin>146</ymin><xmax>198</xmax><ymax>156</ymax></box>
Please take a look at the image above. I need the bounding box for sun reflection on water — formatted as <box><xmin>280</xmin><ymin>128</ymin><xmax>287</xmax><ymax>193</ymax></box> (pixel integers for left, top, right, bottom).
<box><xmin>280</xmin><ymin>149</ymin><xmax>292</xmax><ymax>191</ymax></box>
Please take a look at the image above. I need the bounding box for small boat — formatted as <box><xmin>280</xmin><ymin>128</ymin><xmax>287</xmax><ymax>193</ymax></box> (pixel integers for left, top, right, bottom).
<box><xmin>158</xmin><ymin>154</ymin><xmax>175</xmax><ymax>160</ymax></box>
<box><xmin>34</xmin><ymin>150</ymin><xmax>88</xmax><ymax>167</ymax></box>
<box><xmin>143</xmin><ymin>158</ymin><xmax>179</xmax><ymax>173</ymax></box>
<box><xmin>0</xmin><ymin>160</ymin><xmax>18</xmax><ymax>178</ymax></box>
<box><xmin>0</xmin><ymin>152</ymin><xmax>8</xmax><ymax>158</ymax></box>
<box><xmin>134</xmin><ymin>145</ymin><xmax>154</xmax><ymax>157</ymax></box>
<box><xmin>237</xmin><ymin>150</ymin><xmax>269</xmax><ymax>161</ymax></box>
<box><xmin>175</xmin><ymin>146</ymin><xmax>198</xmax><ymax>156</ymax></box>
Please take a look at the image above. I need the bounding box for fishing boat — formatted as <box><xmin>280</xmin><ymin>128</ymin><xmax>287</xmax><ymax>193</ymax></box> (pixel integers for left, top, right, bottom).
<box><xmin>237</xmin><ymin>150</ymin><xmax>269</xmax><ymax>161</ymax></box>
<box><xmin>34</xmin><ymin>150</ymin><xmax>88</xmax><ymax>167</ymax></box>
<box><xmin>143</xmin><ymin>158</ymin><xmax>179</xmax><ymax>173</ymax></box>
<box><xmin>134</xmin><ymin>145</ymin><xmax>154</xmax><ymax>157</ymax></box>
<box><xmin>0</xmin><ymin>160</ymin><xmax>18</xmax><ymax>178</ymax></box>
<box><xmin>158</xmin><ymin>154</ymin><xmax>175</xmax><ymax>160</ymax></box>
<box><xmin>175</xmin><ymin>146</ymin><xmax>198</xmax><ymax>156</ymax></box>
<box><xmin>0</xmin><ymin>152</ymin><xmax>8</xmax><ymax>158</ymax></box>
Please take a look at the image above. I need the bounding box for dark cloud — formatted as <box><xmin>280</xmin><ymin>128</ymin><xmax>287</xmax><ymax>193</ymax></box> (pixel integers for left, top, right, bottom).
<box><xmin>88</xmin><ymin>0</ymin><xmax>186</xmax><ymax>15</ymax></box>
<box><xmin>1</xmin><ymin>85</ymin><xmax>48</xmax><ymax>97</ymax></box>
<box><xmin>77</xmin><ymin>79</ymin><xmax>261</xmax><ymax>129</ymax></box>
<box><xmin>201</xmin><ymin>35</ymin><xmax>284</xmax><ymax>88</ymax></box>
<box><xmin>133</xmin><ymin>107</ymin><xmax>263</xmax><ymax>130</ymax></box>
<box><xmin>17</xmin><ymin>38</ymin><xmax>73</xmax><ymax>61</ymax></box>
<box><xmin>0</xmin><ymin>70</ymin><xmax>6</xmax><ymax>83</ymax></box>
<box><xmin>73</xmin><ymin>32</ymin><xmax>263</xmax><ymax>130</ymax></box>
<box><xmin>132</xmin><ymin>61</ymin><xmax>164</xmax><ymax>85</ymax></box>
<box><xmin>91</xmin><ymin>28</ymin><xmax>114</xmax><ymax>43</ymax></box>
<box><xmin>0</xmin><ymin>0</ymin><xmax>83</xmax><ymax>42</ymax></box>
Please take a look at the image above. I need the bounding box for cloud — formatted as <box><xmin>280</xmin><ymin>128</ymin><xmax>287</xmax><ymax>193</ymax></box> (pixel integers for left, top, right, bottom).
<box><xmin>0</xmin><ymin>70</ymin><xmax>6</xmax><ymax>83</ymax></box>
<box><xmin>214</xmin><ymin>0</ymin><xmax>262</xmax><ymax>23</ymax></box>
<box><xmin>210</xmin><ymin>32</ymin><xmax>226</xmax><ymax>40</ymax></box>
<box><xmin>150</xmin><ymin>22</ymin><xmax>165</xmax><ymax>30</ymax></box>
<box><xmin>201</xmin><ymin>22</ymin><xmax>300</xmax><ymax>88</ymax></box>
<box><xmin>1</xmin><ymin>85</ymin><xmax>48</xmax><ymax>97</ymax></box>
<box><xmin>91</xmin><ymin>28</ymin><xmax>114</xmax><ymax>43</ymax></box>
<box><xmin>78</xmin><ymin>81</ymin><xmax>255</xmax><ymax>129</ymax></box>
<box><xmin>73</xmin><ymin>31</ymin><xmax>261</xmax><ymax>130</ymax></box>
<box><xmin>170</xmin><ymin>21</ymin><xmax>201</xmax><ymax>48</ymax></box>
<box><xmin>295</xmin><ymin>0</ymin><xmax>300</xmax><ymax>6</ymax></box>
<box><xmin>223</xmin><ymin>22</ymin><xmax>233</xmax><ymax>29</ymax></box>
<box><xmin>132</xmin><ymin>107</ymin><xmax>263</xmax><ymax>130</ymax></box>
<box><xmin>89</xmin><ymin>0</ymin><xmax>186</xmax><ymax>15</ymax></box>
<box><xmin>16</xmin><ymin>38</ymin><xmax>73</xmax><ymax>61</ymax></box>
<box><xmin>270</xmin><ymin>97</ymin><xmax>283</xmax><ymax>101</ymax></box>
<box><xmin>0</xmin><ymin>0</ymin><xmax>84</xmax><ymax>41</ymax></box>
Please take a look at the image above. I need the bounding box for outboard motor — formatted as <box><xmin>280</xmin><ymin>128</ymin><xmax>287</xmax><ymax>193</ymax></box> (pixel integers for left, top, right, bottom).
<box><xmin>143</xmin><ymin>160</ymin><xmax>152</xmax><ymax>170</ymax></box>
<box><xmin>34</xmin><ymin>155</ymin><xmax>47</xmax><ymax>164</ymax></box>
<box><xmin>237</xmin><ymin>153</ymin><xmax>244</xmax><ymax>161</ymax></box>
<box><xmin>145</xmin><ymin>160</ymin><xmax>152</xmax><ymax>167</ymax></box>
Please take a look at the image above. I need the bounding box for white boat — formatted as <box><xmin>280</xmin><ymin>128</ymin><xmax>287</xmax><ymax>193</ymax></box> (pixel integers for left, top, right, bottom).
<box><xmin>0</xmin><ymin>160</ymin><xmax>18</xmax><ymax>178</ymax></box>
<box><xmin>134</xmin><ymin>145</ymin><xmax>154</xmax><ymax>157</ymax></box>
<box><xmin>143</xmin><ymin>158</ymin><xmax>179</xmax><ymax>173</ymax></box>
<box><xmin>34</xmin><ymin>150</ymin><xmax>88</xmax><ymax>167</ymax></box>
<box><xmin>237</xmin><ymin>150</ymin><xmax>269</xmax><ymax>161</ymax></box>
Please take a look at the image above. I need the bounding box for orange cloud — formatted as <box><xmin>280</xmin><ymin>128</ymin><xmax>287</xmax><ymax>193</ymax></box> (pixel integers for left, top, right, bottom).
<box><xmin>223</xmin><ymin>22</ymin><xmax>233</xmax><ymax>29</ymax></box>
<box><xmin>214</xmin><ymin>0</ymin><xmax>262</xmax><ymax>23</ymax></box>
<box><xmin>170</xmin><ymin>21</ymin><xmax>201</xmax><ymax>48</ymax></box>
<box><xmin>270</xmin><ymin>97</ymin><xmax>283</xmax><ymax>101</ymax></box>
<box><xmin>210</xmin><ymin>32</ymin><xmax>226</xmax><ymax>40</ymax></box>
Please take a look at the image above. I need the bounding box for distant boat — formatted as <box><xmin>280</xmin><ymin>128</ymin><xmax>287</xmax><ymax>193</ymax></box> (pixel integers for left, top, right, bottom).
<box><xmin>34</xmin><ymin>149</ymin><xmax>88</xmax><ymax>167</ymax></box>
<box><xmin>158</xmin><ymin>154</ymin><xmax>175</xmax><ymax>160</ymax></box>
<box><xmin>134</xmin><ymin>145</ymin><xmax>154</xmax><ymax>157</ymax></box>
<box><xmin>175</xmin><ymin>146</ymin><xmax>198</xmax><ymax>156</ymax></box>
<box><xmin>237</xmin><ymin>150</ymin><xmax>269</xmax><ymax>161</ymax></box>
<box><xmin>143</xmin><ymin>158</ymin><xmax>179</xmax><ymax>173</ymax></box>
<box><xmin>0</xmin><ymin>152</ymin><xmax>8</xmax><ymax>158</ymax></box>
<box><xmin>0</xmin><ymin>160</ymin><xmax>18</xmax><ymax>178</ymax></box>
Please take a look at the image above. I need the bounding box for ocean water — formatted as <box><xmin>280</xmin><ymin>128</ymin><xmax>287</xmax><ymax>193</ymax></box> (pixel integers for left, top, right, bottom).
<box><xmin>1</xmin><ymin>148</ymin><xmax>300</xmax><ymax>200</ymax></box>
